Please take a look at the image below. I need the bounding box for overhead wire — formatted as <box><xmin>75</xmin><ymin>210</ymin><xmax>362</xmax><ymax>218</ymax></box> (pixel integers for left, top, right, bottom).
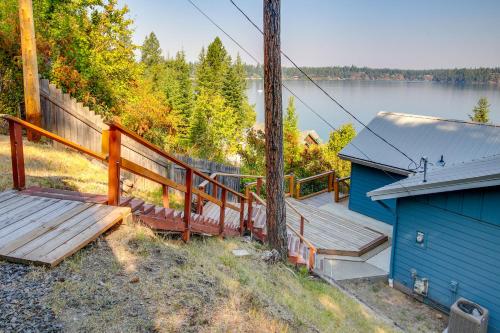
<box><xmin>185</xmin><ymin>0</ymin><xmax>414</xmax><ymax>197</ymax></box>
<box><xmin>229</xmin><ymin>0</ymin><xmax>418</xmax><ymax>169</ymax></box>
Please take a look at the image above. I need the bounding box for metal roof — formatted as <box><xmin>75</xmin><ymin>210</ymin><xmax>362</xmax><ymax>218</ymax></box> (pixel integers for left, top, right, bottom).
<box><xmin>339</xmin><ymin>112</ymin><xmax>500</xmax><ymax>174</ymax></box>
<box><xmin>368</xmin><ymin>154</ymin><xmax>500</xmax><ymax>200</ymax></box>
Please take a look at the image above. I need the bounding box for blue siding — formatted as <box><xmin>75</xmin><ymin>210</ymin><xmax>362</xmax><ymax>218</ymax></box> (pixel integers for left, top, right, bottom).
<box><xmin>348</xmin><ymin>163</ymin><xmax>403</xmax><ymax>224</ymax></box>
<box><xmin>393</xmin><ymin>186</ymin><xmax>500</xmax><ymax>333</ymax></box>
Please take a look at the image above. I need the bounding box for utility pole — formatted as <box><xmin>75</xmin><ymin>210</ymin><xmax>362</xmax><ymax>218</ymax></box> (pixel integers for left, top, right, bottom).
<box><xmin>263</xmin><ymin>0</ymin><xmax>287</xmax><ymax>259</ymax></box>
<box><xmin>19</xmin><ymin>0</ymin><xmax>41</xmax><ymax>141</ymax></box>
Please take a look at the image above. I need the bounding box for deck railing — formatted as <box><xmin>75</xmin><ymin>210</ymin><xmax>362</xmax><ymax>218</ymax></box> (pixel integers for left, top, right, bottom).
<box><xmin>104</xmin><ymin>121</ymin><xmax>246</xmax><ymax>241</ymax></box>
<box><xmin>294</xmin><ymin>170</ymin><xmax>335</xmax><ymax>200</ymax></box>
<box><xmin>334</xmin><ymin>176</ymin><xmax>350</xmax><ymax>202</ymax></box>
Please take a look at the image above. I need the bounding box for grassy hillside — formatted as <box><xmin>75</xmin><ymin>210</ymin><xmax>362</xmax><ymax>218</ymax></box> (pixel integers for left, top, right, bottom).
<box><xmin>0</xmin><ymin>136</ymin><xmax>396</xmax><ymax>332</ymax></box>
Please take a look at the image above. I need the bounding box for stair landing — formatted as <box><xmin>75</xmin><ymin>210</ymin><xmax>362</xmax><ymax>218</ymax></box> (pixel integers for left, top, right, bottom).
<box><xmin>0</xmin><ymin>189</ymin><xmax>131</xmax><ymax>267</ymax></box>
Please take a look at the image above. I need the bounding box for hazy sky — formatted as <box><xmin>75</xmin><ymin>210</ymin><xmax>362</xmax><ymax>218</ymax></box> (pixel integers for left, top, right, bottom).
<box><xmin>119</xmin><ymin>0</ymin><xmax>500</xmax><ymax>69</ymax></box>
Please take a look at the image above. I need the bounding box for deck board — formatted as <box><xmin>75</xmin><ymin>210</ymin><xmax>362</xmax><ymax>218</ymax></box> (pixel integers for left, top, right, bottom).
<box><xmin>0</xmin><ymin>190</ymin><xmax>131</xmax><ymax>267</ymax></box>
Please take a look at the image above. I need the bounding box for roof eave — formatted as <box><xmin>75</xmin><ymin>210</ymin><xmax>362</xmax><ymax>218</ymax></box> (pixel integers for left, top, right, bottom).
<box><xmin>338</xmin><ymin>154</ymin><xmax>412</xmax><ymax>176</ymax></box>
<box><xmin>369</xmin><ymin>176</ymin><xmax>500</xmax><ymax>201</ymax></box>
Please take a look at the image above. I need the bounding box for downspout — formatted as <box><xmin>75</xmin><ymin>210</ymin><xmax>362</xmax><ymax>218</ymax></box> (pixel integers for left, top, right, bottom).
<box><xmin>388</xmin><ymin>198</ymin><xmax>399</xmax><ymax>287</ymax></box>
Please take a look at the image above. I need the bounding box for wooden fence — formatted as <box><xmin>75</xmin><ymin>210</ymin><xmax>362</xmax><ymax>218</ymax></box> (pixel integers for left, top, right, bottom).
<box><xmin>38</xmin><ymin>79</ymin><xmax>240</xmax><ymax>195</ymax></box>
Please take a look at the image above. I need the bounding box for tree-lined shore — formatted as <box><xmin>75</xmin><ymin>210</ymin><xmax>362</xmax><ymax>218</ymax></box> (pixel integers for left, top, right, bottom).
<box><xmin>244</xmin><ymin>64</ymin><xmax>500</xmax><ymax>85</ymax></box>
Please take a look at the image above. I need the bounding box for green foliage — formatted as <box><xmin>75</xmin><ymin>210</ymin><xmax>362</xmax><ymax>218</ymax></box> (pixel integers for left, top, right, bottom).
<box><xmin>469</xmin><ymin>97</ymin><xmax>491</xmax><ymax>123</ymax></box>
<box><xmin>191</xmin><ymin>38</ymin><xmax>255</xmax><ymax>161</ymax></box>
<box><xmin>325</xmin><ymin>124</ymin><xmax>356</xmax><ymax>178</ymax></box>
<box><xmin>238</xmin><ymin>129</ymin><xmax>266</xmax><ymax>175</ymax></box>
<box><xmin>189</xmin><ymin>89</ymin><xmax>237</xmax><ymax>161</ymax></box>
<box><xmin>283</xmin><ymin>96</ymin><xmax>302</xmax><ymax>173</ymax></box>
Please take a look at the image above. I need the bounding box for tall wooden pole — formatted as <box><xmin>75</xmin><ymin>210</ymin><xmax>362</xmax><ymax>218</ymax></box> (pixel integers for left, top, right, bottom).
<box><xmin>19</xmin><ymin>0</ymin><xmax>41</xmax><ymax>141</ymax></box>
<box><xmin>263</xmin><ymin>0</ymin><xmax>287</xmax><ymax>259</ymax></box>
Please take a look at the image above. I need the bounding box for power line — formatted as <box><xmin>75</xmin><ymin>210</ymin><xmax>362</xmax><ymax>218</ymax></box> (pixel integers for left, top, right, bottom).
<box><xmin>229</xmin><ymin>0</ymin><xmax>418</xmax><ymax>169</ymax></box>
<box><xmin>185</xmin><ymin>0</ymin><xmax>412</xmax><ymax>197</ymax></box>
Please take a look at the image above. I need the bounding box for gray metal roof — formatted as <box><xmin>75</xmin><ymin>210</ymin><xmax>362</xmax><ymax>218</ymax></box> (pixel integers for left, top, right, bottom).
<box><xmin>368</xmin><ymin>154</ymin><xmax>500</xmax><ymax>200</ymax></box>
<box><xmin>339</xmin><ymin>112</ymin><xmax>500</xmax><ymax>174</ymax></box>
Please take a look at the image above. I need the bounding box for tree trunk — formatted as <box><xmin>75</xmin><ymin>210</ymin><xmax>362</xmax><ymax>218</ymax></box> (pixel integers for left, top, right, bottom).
<box><xmin>263</xmin><ymin>0</ymin><xmax>288</xmax><ymax>260</ymax></box>
<box><xmin>18</xmin><ymin>0</ymin><xmax>41</xmax><ymax>141</ymax></box>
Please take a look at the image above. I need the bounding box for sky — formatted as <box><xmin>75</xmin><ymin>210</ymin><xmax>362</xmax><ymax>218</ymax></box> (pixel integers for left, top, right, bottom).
<box><xmin>118</xmin><ymin>0</ymin><xmax>500</xmax><ymax>69</ymax></box>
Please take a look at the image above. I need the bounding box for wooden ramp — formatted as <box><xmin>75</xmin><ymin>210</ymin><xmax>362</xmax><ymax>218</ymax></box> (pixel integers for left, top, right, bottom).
<box><xmin>0</xmin><ymin>190</ymin><xmax>131</xmax><ymax>267</ymax></box>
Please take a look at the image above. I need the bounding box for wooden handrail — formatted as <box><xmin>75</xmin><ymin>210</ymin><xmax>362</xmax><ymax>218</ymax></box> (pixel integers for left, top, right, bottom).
<box><xmin>1</xmin><ymin>115</ymin><xmax>106</xmax><ymax>161</ymax></box>
<box><xmin>106</xmin><ymin>120</ymin><xmax>245</xmax><ymax>200</ymax></box>
<box><xmin>295</xmin><ymin>170</ymin><xmax>335</xmax><ymax>184</ymax></box>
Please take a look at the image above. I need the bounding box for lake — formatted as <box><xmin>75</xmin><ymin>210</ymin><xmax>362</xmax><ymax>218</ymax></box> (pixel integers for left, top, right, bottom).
<box><xmin>246</xmin><ymin>80</ymin><xmax>500</xmax><ymax>140</ymax></box>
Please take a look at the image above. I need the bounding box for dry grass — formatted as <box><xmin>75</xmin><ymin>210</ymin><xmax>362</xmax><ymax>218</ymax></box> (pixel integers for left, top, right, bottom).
<box><xmin>1</xmin><ymin>136</ymin><xmax>397</xmax><ymax>332</ymax></box>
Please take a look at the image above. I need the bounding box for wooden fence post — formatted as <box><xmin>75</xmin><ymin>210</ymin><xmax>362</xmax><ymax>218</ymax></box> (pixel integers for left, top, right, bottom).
<box><xmin>9</xmin><ymin>121</ymin><xmax>26</xmax><ymax>189</ymax></box>
<box><xmin>219</xmin><ymin>188</ymin><xmax>227</xmax><ymax>237</ymax></box>
<box><xmin>182</xmin><ymin>169</ymin><xmax>193</xmax><ymax>242</ymax></box>
<box><xmin>107</xmin><ymin>127</ymin><xmax>121</xmax><ymax>205</ymax></box>
<box><xmin>162</xmin><ymin>184</ymin><xmax>169</xmax><ymax>208</ymax></box>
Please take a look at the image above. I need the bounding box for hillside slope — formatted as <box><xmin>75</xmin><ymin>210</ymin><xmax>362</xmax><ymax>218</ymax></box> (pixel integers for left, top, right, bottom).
<box><xmin>0</xmin><ymin>136</ymin><xmax>396</xmax><ymax>332</ymax></box>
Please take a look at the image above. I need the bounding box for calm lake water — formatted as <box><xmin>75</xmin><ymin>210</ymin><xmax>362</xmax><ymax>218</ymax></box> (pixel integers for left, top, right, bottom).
<box><xmin>246</xmin><ymin>80</ymin><xmax>500</xmax><ymax>140</ymax></box>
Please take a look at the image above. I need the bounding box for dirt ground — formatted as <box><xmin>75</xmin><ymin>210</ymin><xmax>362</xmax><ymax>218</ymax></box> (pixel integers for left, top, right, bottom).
<box><xmin>339</xmin><ymin>278</ymin><xmax>448</xmax><ymax>333</ymax></box>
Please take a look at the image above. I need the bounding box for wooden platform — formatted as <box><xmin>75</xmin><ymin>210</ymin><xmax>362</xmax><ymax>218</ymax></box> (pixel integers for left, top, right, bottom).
<box><xmin>0</xmin><ymin>190</ymin><xmax>131</xmax><ymax>267</ymax></box>
<box><xmin>286</xmin><ymin>199</ymin><xmax>388</xmax><ymax>256</ymax></box>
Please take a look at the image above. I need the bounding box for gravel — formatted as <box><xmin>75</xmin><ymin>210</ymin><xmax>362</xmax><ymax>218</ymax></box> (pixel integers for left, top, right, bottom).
<box><xmin>0</xmin><ymin>262</ymin><xmax>63</xmax><ymax>333</ymax></box>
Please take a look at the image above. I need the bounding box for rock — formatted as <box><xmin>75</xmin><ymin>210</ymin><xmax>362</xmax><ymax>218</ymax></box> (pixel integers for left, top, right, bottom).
<box><xmin>261</xmin><ymin>249</ymin><xmax>281</xmax><ymax>264</ymax></box>
<box><xmin>129</xmin><ymin>276</ymin><xmax>140</xmax><ymax>284</ymax></box>
<box><xmin>436</xmin><ymin>313</ymin><xmax>443</xmax><ymax>319</ymax></box>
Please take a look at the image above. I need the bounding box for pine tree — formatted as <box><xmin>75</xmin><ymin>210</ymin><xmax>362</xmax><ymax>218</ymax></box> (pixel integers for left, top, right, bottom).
<box><xmin>469</xmin><ymin>97</ymin><xmax>490</xmax><ymax>123</ymax></box>
<box><xmin>141</xmin><ymin>32</ymin><xmax>163</xmax><ymax>67</ymax></box>
<box><xmin>195</xmin><ymin>37</ymin><xmax>230</xmax><ymax>94</ymax></box>
<box><xmin>283</xmin><ymin>96</ymin><xmax>301</xmax><ymax>172</ymax></box>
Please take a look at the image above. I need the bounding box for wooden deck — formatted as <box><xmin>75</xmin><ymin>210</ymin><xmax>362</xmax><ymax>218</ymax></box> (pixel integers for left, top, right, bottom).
<box><xmin>285</xmin><ymin>199</ymin><xmax>387</xmax><ymax>256</ymax></box>
<box><xmin>0</xmin><ymin>190</ymin><xmax>131</xmax><ymax>267</ymax></box>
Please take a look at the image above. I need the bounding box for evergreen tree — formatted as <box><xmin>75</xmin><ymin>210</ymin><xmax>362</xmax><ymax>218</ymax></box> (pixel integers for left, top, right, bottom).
<box><xmin>195</xmin><ymin>37</ymin><xmax>230</xmax><ymax>94</ymax></box>
<box><xmin>469</xmin><ymin>97</ymin><xmax>491</xmax><ymax>123</ymax></box>
<box><xmin>141</xmin><ymin>32</ymin><xmax>163</xmax><ymax>67</ymax></box>
<box><xmin>283</xmin><ymin>96</ymin><xmax>301</xmax><ymax>172</ymax></box>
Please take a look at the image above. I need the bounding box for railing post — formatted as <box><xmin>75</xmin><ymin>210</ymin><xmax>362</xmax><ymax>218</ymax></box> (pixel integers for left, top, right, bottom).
<box><xmin>212</xmin><ymin>175</ymin><xmax>218</xmax><ymax>199</ymax></box>
<box><xmin>247</xmin><ymin>191</ymin><xmax>253</xmax><ymax>232</ymax></box>
<box><xmin>295</xmin><ymin>182</ymin><xmax>301</xmax><ymax>199</ymax></box>
<box><xmin>196</xmin><ymin>185</ymin><xmax>203</xmax><ymax>214</ymax></box>
<box><xmin>328</xmin><ymin>171</ymin><xmax>334</xmax><ymax>192</ymax></box>
<box><xmin>162</xmin><ymin>184</ymin><xmax>170</xmax><ymax>208</ymax></box>
<box><xmin>219</xmin><ymin>188</ymin><xmax>227</xmax><ymax>237</ymax></box>
<box><xmin>239</xmin><ymin>197</ymin><xmax>245</xmax><ymax>235</ymax></box>
<box><xmin>308</xmin><ymin>248</ymin><xmax>315</xmax><ymax>270</ymax></box>
<box><xmin>107</xmin><ymin>126</ymin><xmax>121</xmax><ymax>205</ymax></box>
<box><xmin>9</xmin><ymin>121</ymin><xmax>26</xmax><ymax>189</ymax></box>
<box><xmin>256</xmin><ymin>177</ymin><xmax>263</xmax><ymax>197</ymax></box>
<box><xmin>334</xmin><ymin>177</ymin><xmax>340</xmax><ymax>202</ymax></box>
<box><xmin>182</xmin><ymin>169</ymin><xmax>193</xmax><ymax>242</ymax></box>
<box><xmin>300</xmin><ymin>216</ymin><xmax>305</xmax><ymax>237</ymax></box>
<box><xmin>289</xmin><ymin>175</ymin><xmax>294</xmax><ymax>197</ymax></box>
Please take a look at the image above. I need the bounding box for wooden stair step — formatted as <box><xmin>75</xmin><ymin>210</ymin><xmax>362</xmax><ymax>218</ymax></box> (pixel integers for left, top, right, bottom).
<box><xmin>141</xmin><ymin>203</ymin><xmax>155</xmax><ymax>215</ymax></box>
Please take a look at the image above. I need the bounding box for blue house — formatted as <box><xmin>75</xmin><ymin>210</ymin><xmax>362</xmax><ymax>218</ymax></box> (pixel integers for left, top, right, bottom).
<box><xmin>369</xmin><ymin>155</ymin><xmax>500</xmax><ymax>333</ymax></box>
<box><xmin>339</xmin><ymin>112</ymin><xmax>500</xmax><ymax>225</ymax></box>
